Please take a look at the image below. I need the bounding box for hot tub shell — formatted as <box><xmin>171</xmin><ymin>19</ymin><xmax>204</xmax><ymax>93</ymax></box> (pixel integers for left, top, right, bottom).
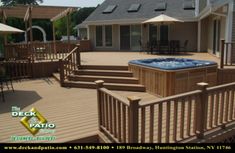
<box><xmin>129</xmin><ymin>60</ymin><xmax>218</xmax><ymax>97</ymax></box>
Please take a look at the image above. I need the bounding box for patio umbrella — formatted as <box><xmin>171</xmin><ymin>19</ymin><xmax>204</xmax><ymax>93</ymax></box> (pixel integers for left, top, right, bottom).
<box><xmin>0</xmin><ymin>23</ymin><xmax>24</xmax><ymax>34</ymax></box>
<box><xmin>142</xmin><ymin>14</ymin><xmax>183</xmax><ymax>24</ymax></box>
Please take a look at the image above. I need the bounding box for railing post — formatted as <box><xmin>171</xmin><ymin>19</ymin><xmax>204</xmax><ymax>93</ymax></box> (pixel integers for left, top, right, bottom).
<box><xmin>76</xmin><ymin>44</ymin><xmax>81</xmax><ymax>66</ymax></box>
<box><xmin>128</xmin><ymin>96</ymin><xmax>141</xmax><ymax>143</ymax></box>
<box><xmin>220</xmin><ymin>39</ymin><xmax>225</xmax><ymax>69</ymax></box>
<box><xmin>27</xmin><ymin>58</ymin><xmax>32</xmax><ymax>78</ymax></box>
<box><xmin>196</xmin><ymin>82</ymin><xmax>209</xmax><ymax>139</ymax></box>
<box><xmin>95</xmin><ymin>80</ymin><xmax>104</xmax><ymax>131</ymax></box>
<box><xmin>59</xmin><ymin>59</ymin><xmax>65</xmax><ymax>87</ymax></box>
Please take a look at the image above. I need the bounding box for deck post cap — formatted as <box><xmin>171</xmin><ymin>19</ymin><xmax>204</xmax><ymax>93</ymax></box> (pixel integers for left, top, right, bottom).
<box><xmin>197</xmin><ymin>82</ymin><xmax>209</xmax><ymax>91</ymax></box>
<box><xmin>95</xmin><ymin>80</ymin><xmax>104</xmax><ymax>87</ymax></box>
<box><xmin>197</xmin><ymin>82</ymin><xmax>209</xmax><ymax>86</ymax></box>
<box><xmin>127</xmin><ymin>96</ymin><xmax>141</xmax><ymax>103</ymax></box>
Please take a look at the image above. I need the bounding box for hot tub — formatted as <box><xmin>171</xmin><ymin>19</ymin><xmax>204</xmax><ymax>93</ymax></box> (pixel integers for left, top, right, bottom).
<box><xmin>129</xmin><ymin>58</ymin><xmax>218</xmax><ymax>97</ymax></box>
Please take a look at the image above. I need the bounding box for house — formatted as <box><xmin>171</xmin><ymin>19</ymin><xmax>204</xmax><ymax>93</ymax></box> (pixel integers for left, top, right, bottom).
<box><xmin>83</xmin><ymin>0</ymin><xmax>234</xmax><ymax>59</ymax></box>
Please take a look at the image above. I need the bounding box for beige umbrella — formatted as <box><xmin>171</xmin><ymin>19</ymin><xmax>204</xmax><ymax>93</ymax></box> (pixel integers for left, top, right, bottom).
<box><xmin>142</xmin><ymin>14</ymin><xmax>183</xmax><ymax>24</ymax></box>
<box><xmin>0</xmin><ymin>23</ymin><xmax>24</xmax><ymax>34</ymax></box>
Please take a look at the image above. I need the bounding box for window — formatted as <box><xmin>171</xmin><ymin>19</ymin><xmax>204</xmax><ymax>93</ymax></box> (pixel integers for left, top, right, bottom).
<box><xmin>96</xmin><ymin>25</ymin><xmax>113</xmax><ymax>47</ymax></box>
<box><xmin>160</xmin><ymin>25</ymin><xmax>168</xmax><ymax>45</ymax></box>
<box><xmin>183</xmin><ymin>0</ymin><xmax>195</xmax><ymax>10</ymax></box>
<box><xmin>149</xmin><ymin>24</ymin><xmax>157</xmax><ymax>43</ymax></box>
<box><xmin>103</xmin><ymin>5</ymin><xmax>117</xmax><ymax>14</ymax></box>
<box><xmin>96</xmin><ymin>26</ymin><xmax>103</xmax><ymax>47</ymax></box>
<box><xmin>128</xmin><ymin>4</ymin><xmax>141</xmax><ymax>12</ymax></box>
<box><xmin>105</xmin><ymin>25</ymin><xmax>112</xmax><ymax>47</ymax></box>
<box><xmin>155</xmin><ymin>2</ymin><xmax>167</xmax><ymax>11</ymax></box>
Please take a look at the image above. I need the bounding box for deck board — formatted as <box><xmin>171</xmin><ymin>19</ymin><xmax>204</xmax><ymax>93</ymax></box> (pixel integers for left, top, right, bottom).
<box><xmin>0</xmin><ymin>78</ymin><xmax>157</xmax><ymax>143</ymax></box>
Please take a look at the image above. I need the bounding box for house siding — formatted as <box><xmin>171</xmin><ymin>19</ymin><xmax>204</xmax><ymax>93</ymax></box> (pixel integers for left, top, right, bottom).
<box><xmin>169</xmin><ymin>22</ymin><xmax>198</xmax><ymax>52</ymax></box>
<box><xmin>199</xmin><ymin>0</ymin><xmax>207</xmax><ymax>13</ymax></box>
<box><xmin>88</xmin><ymin>22</ymin><xmax>197</xmax><ymax>52</ymax></box>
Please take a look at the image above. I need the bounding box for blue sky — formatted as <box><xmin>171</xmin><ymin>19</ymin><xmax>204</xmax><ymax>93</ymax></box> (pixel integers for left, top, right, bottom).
<box><xmin>41</xmin><ymin>0</ymin><xmax>105</xmax><ymax>7</ymax></box>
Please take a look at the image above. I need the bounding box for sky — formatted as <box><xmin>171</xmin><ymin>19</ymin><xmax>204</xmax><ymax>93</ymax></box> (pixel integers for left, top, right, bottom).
<box><xmin>41</xmin><ymin>0</ymin><xmax>105</xmax><ymax>7</ymax></box>
<box><xmin>0</xmin><ymin>0</ymin><xmax>105</xmax><ymax>7</ymax></box>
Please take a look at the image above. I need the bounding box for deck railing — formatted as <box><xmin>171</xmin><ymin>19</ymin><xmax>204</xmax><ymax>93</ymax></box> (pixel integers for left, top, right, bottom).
<box><xmin>59</xmin><ymin>45</ymin><xmax>80</xmax><ymax>86</ymax></box>
<box><xmin>4</xmin><ymin>41</ymin><xmax>76</xmax><ymax>61</ymax></box>
<box><xmin>0</xmin><ymin>59</ymin><xmax>32</xmax><ymax>79</ymax></box>
<box><xmin>96</xmin><ymin>81</ymin><xmax>235</xmax><ymax>143</ymax></box>
<box><xmin>220</xmin><ymin>40</ymin><xmax>235</xmax><ymax>68</ymax></box>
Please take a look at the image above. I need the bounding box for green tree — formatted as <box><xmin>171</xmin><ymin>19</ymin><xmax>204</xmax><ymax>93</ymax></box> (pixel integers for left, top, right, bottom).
<box><xmin>54</xmin><ymin>7</ymin><xmax>96</xmax><ymax>39</ymax></box>
<box><xmin>1</xmin><ymin>0</ymin><xmax>43</xmax><ymax>6</ymax></box>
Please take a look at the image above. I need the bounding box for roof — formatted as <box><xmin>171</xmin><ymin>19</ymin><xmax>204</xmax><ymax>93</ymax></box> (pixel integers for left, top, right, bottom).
<box><xmin>74</xmin><ymin>23</ymin><xmax>87</xmax><ymax>29</ymax></box>
<box><xmin>0</xmin><ymin>5</ymin><xmax>79</xmax><ymax>21</ymax></box>
<box><xmin>84</xmin><ymin>0</ymin><xmax>197</xmax><ymax>25</ymax></box>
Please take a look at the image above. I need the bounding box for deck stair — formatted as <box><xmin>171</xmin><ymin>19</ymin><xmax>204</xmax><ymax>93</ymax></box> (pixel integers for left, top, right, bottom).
<box><xmin>54</xmin><ymin>65</ymin><xmax>146</xmax><ymax>92</ymax></box>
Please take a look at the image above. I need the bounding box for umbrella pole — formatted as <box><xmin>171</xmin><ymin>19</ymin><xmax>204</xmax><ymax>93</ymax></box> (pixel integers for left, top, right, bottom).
<box><xmin>2</xmin><ymin>13</ymin><xmax>7</xmax><ymax>45</ymax></box>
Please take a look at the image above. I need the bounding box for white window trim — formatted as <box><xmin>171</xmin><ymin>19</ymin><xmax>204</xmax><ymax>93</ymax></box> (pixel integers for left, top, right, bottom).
<box><xmin>95</xmin><ymin>25</ymin><xmax>114</xmax><ymax>48</ymax></box>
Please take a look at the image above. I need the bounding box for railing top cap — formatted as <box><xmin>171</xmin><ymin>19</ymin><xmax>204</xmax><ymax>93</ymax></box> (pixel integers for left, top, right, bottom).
<box><xmin>127</xmin><ymin>96</ymin><xmax>141</xmax><ymax>102</ymax></box>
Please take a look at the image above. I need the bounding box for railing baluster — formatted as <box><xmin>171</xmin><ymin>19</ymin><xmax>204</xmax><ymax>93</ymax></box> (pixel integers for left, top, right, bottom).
<box><xmin>220</xmin><ymin>89</ymin><xmax>225</xmax><ymax>127</ymax></box>
<box><xmin>149</xmin><ymin>105</ymin><xmax>154</xmax><ymax>143</ymax></box>
<box><xmin>166</xmin><ymin>101</ymin><xmax>171</xmax><ymax>143</ymax></box>
<box><xmin>230</xmin><ymin>43</ymin><xmax>233</xmax><ymax>66</ymax></box>
<box><xmin>225</xmin><ymin>89</ymin><xmax>230</xmax><ymax>123</ymax></box>
<box><xmin>193</xmin><ymin>96</ymin><xmax>197</xmax><ymax>134</ymax></box>
<box><xmin>141</xmin><ymin>107</ymin><xmax>146</xmax><ymax>143</ymax></box>
<box><xmin>230</xmin><ymin>88</ymin><xmax>235</xmax><ymax>120</ymax></box>
<box><xmin>113</xmin><ymin>99</ymin><xmax>117</xmax><ymax>138</ymax></box>
<box><xmin>214</xmin><ymin>91</ymin><xmax>220</xmax><ymax>126</ymax></box>
<box><xmin>225</xmin><ymin>43</ymin><xmax>228</xmax><ymax>65</ymax></box>
<box><xmin>173</xmin><ymin>101</ymin><xmax>178</xmax><ymax>142</ymax></box>
<box><xmin>117</xmin><ymin>101</ymin><xmax>121</xmax><ymax>141</ymax></box>
<box><xmin>158</xmin><ymin>103</ymin><xmax>162</xmax><ymax>143</ymax></box>
<box><xmin>109</xmin><ymin>96</ymin><xmax>113</xmax><ymax>134</ymax></box>
<box><xmin>122</xmin><ymin>104</ymin><xmax>126</xmax><ymax>143</ymax></box>
<box><xmin>187</xmin><ymin>96</ymin><xmax>192</xmax><ymax>136</ymax></box>
<box><xmin>105</xmin><ymin>94</ymin><xmax>109</xmax><ymax>131</ymax></box>
<box><xmin>209</xmin><ymin>92</ymin><xmax>214</xmax><ymax>129</ymax></box>
<box><xmin>180</xmin><ymin>98</ymin><xmax>185</xmax><ymax>139</ymax></box>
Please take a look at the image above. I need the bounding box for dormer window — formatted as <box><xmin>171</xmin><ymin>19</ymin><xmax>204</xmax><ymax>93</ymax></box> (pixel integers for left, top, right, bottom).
<box><xmin>103</xmin><ymin>5</ymin><xmax>117</xmax><ymax>14</ymax></box>
<box><xmin>128</xmin><ymin>4</ymin><xmax>141</xmax><ymax>12</ymax></box>
<box><xmin>155</xmin><ymin>2</ymin><xmax>167</xmax><ymax>11</ymax></box>
<box><xmin>183</xmin><ymin>0</ymin><xmax>195</xmax><ymax>10</ymax></box>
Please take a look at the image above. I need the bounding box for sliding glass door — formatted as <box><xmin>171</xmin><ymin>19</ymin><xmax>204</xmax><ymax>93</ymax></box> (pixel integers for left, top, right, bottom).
<box><xmin>131</xmin><ymin>25</ymin><xmax>141</xmax><ymax>51</ymax></box>
<box><xmin>120</xmin><ymin>25</ymin><xmax>130</xmax><ymax>50</ymax></box>
<box><xmin>120</xmin><ymin>25</ymin><xmax>141</xmax><ymax>51</ymax></box>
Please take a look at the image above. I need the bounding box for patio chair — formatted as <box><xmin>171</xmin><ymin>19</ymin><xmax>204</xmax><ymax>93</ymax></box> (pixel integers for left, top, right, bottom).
<box><xmin>139</xmin><ymin>40</ymin><xmax>150</xmax><ymax>53</ymax></box>
<box><xmin>180</xmin><ymin>40</ymin><xmax>188</xmax><ymax>52</ymax></box>
<box><xmin>0</xmin><ymin>65</ymin><xmax>14</xmax><ymax>102</ymax></box>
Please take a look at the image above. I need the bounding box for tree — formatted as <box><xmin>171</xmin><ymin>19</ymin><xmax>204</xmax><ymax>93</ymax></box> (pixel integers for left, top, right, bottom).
<box><xmin>54</xmin><ymin>7</ymin><xmax>96</xmax><ymax>39</ymax></box>
<box><xmin>1</xmin><ymin>0</ymin><xmax>43</xmax><ymax>6</ymax></box>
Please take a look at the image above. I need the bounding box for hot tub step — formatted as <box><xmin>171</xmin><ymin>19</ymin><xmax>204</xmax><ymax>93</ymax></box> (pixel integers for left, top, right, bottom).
<box><xmin>68</xmin><ymin>75</ymin><xmax>139</xmax><ymax>84</ymax></box>
<box><xmin>63</xmin><ymin>81</ymin><xmax>146</xmax><ymax>92</ymax></box>
<box><xmin>79</xmin><ymin>65</ymin><xmax>128</xmax><ymax>71</ymax></box>
<box><xmin>74</xmin><ymin>70</ymin><xmax>133</xmax><ymax>77</ymax></box>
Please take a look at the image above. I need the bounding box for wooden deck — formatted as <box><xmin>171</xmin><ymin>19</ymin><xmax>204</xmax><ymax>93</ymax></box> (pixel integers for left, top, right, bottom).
<box><xmin>0</xmin><ymin>52</ymin><xmax>234</xmax><ymax>143</ymax></box>
<box><xmin>0</xmin><ymin>78</ymin><xmax>157</xmax><ymax>143</ymax></box>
